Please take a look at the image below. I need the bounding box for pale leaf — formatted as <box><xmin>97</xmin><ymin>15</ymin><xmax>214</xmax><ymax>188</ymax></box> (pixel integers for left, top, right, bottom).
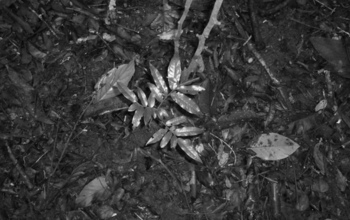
<box><xmin>148</xmin><ymin>93</ymin><xmax>156</xmax><ymax>108</ymax></box>
<box><xmin>149</xmin><ymin>63</ymin><xmax>168</xmax><ymax>95</ymax></box>
<box><xmin>148</xmin><ymin>83</ymin><xmax>164</xmax><ymax>102</ymax></box>
<box><xmin>177</xmin><ymin>138</ymin><xmax>202</xmax><ymax>163</ymax></box>
<box><xmin>137</xmin><ymin>87</ymin><xmax>148</xmax><ymax>107</ymax></box>
<box><xmin>116</xmin><ymin>82</ymin><xmax>137</xmax><ymax>102</ymax></box>
<box><xmin>171</xmin><ymin>92</ymin><xmax>202</xmax><ymax>115</ymax></box>
<box><xmin>174</xmin><ymin>127</ymin><xmax>204</xmax><ymax>136</ymax></box>
<box><xmin>132</xmin><ymin>106</ymin><xmax>144</xmax><ymax>129</ymax></box>
<box><xmin>217</xmin><ymin>143</ymin><xmax>229</xmax><ymax>167</ymax></box>
<box><xmin>170</xmin><ymin>135</ymin><xmax>177</xmax><ymax>149</ymax></box>
<box><xmin>167</xmin><ymin>53</ymin><xmax>181</xmax><ymax>90</ymax></box>
<box><xmin>249</xmin><ymin>133</ymin><xmax>300</xmax><ymax>161</ymax></box>
<box><xmin>160</xmin><ymin>131</ymin><xmax>173</xmax><ymax>148</ymax></box>
<box><xmin>75</xmin><ymin>176</ymin><xmax>109</xmax><ymax>207</ymax></box>
<box><xmin>165</xmin><ymin>116</ymin><xmax>188</xmax><ymax>126</ymax></box>
<box><xmin>95</xmin><ymin>59</ymin><xmax>135</xmax><ymax>101</ymax></box>
<box><xmin>146</xmin><ymin>128</ymin><xmax>168</xmax><ymax>145</ymax></box>
<box><xmin>176</xmin><ymin>85</ymin><xmax>205</xmax><ymax>95</ymax></box>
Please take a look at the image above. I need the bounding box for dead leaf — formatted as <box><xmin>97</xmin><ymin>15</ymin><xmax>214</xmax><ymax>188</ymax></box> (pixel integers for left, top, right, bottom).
<box><xmin>310</xmin><ymin>37</ymin><xmax>350</xmax><ymax>78</ymax></box>
<box><xmin>249</xmin><ymin>133</ymin><xmax>300</xmax><ymax>161</ymax></box>
<box><xmin>313</xmin><ymin>143</ymin><xmax>326</xmax><ymax>175</ymax></box>
<box><xmin>75</xmin><ymin>177</ymin><xmax>110</xmax><ymax>207</ymax></box>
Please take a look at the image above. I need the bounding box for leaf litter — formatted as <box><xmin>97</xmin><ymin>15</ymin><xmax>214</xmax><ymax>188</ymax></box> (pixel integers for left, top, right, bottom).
<box><xmin>1</xmin><ymin>0</ymin><xmax>350</xmax><ymax>219</ymax></box>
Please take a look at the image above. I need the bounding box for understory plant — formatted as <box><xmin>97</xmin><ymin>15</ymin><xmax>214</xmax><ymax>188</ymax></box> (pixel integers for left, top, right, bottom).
<box><xmin>118</xmin><ymin>56</ymin><xmax>205</xmax><ymax>163</ymax></box>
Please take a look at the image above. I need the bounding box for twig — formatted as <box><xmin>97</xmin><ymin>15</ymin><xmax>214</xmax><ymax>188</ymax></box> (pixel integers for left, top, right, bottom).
<box><xmin>5</xmin><ymin>140</ymin><xmax>34</xmax><ymax>189</ymax></box>
<box><xmin>231</xmin><ymin>10</ymin><xmax>292</xmax><ymax>110</ymax></box>
<box><xmin>181</xmin><ymin>0</ymin><xmax>223</xmax><ymax>82</ymax></box>
<box><xmin>210</xmin><ymin>133</ymin><xmax>236</xmax><ymax>165</ymax></box>
<box><xmin>138</xmin><ymin>148</ymin><xmax>183</xmax><ymax>193</ymax></box>
<box><xmin>51</xmin><ymin>100</ymin><xmax>93</xmax><ymax>177</ymax></box>
<box><xmin>248</xmin><ymin>0</ymin><xmax>265</xmax><ymax>50</ymax></box>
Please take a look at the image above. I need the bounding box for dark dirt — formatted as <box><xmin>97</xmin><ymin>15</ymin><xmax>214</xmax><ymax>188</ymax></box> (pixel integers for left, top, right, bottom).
<box><xmin>1</xmin><ymin>0</ymin><xmax>350</xmax><ymax>219</ymax></box>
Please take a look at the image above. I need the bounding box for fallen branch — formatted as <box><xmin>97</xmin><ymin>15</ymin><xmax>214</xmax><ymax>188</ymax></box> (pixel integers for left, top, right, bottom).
<box><xmin>181</xmin><ymin>0</ymin><xmax>223</xmax><ymax>82</ymax></box>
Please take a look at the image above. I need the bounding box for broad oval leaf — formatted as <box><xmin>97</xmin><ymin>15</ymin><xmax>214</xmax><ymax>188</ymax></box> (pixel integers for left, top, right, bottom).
<box><xmin>177</xmin><ymin>138</ymin><xmax>202</xmax><ymax>163</ymax></box>
<box><xmin>170</xmin><ymin>92</ymin><xmax>202</xmax><ymax>116</ymax></box>
<box><xmin>249</xmin><ymin>133</ymin><xmax>300</xmax><ymax>161</ymax></box>
<box><xmin>146</xmin><ymin>128</ymin><xmax>168</xmax><ymax>145</ymax></box>
<box><xmin>148</xmin><ymin>83</ymin><xmax>164</xmax><ymax>102</ymax></box>
<box><xmin>137</xmin><ymin>87</ymin><xmax>148</xmax><ymax>107</ymax></box>
<box><xmin>160</xmin><ymin>131</ymin><xmax>173</xmax><ymax>148</ymax></box>
<box><xmin>95</xmin><ymin>59</ymin><xmax>135</xmax><ymax>101</ymax></box>
<box><xmin>149</xmin><ymin>63</ymin><xmax>169</xmax><ymax>95</ymax></box>
<box><xmin>128</xmin><ymin>102</ymin><xmax>142</xmax><ymax>112</ymax></box>
<box><xmin>176</xmin><ymin>85</ymin><xmax>205</xmax><ymax>95</ymax></box>
<box><xmin>117</xmin><ymin>82</ymin><xmax>137</xmax><ymax>102</ymax></box>
<box><xmin>165</xmin><ymin>116</ymin><xmax>188</xmax><ymax>126</ymax></box>
<box><xmin>132</xmin><ymin>106</ymin><xmax>145</xmax><ymax>129</ymax></box>
<box><xmin>174</xmin><ymin>127</ymin><xmax>204</xmax><ymax>136</ymax></box>
<box><xmin>167</xmin><ymin>53</ymin><xmax>181</xmax><ymax>90</ymax></box>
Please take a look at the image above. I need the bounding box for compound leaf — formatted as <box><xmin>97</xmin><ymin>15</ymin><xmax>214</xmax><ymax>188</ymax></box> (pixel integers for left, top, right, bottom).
<box><xmin>165</xmin><ymin>116</ymin><xmax>188</xmax><ymax>126</ymax></box>
<box><xmin>117</xmin><ymin>82</ymin><xmax>137</xmax><ymax>102</ymax></box>
<box><xmin>149</xmin><ymin>63</ymin><xmax>169</xmax><ymax>95</ymax></box>
<box><xmin>171</xmin><ymin>92</ymin><xmax>202</xmax><ymax>116</ymax></box>
<box><xmin>132</xmin><ymin>106</ymin><xmax>145</xmax><ymax>129</ymax></box>
<box><xmin>174</xmin><ymin>127</ymin><xmax>204</xmax><ymax>137</ymax></box>
<box><xmin>143</xmin><ymin>107</ymin><xmax>154</xmax><ymax>126</ymax></box>
<box><xmin>128</xmin><ymin>102</ymin><xmax>141</xmax><ymax>112</ymax></box>
<box><xmin>148</xmin><ymin>83</ymin><xmax>164</xmax><ymax>102</ymax></box>
<box><xmin>137</xmin><ymin>87</ymin><xmax>148</xmax><ymax>107</ymax></box>
<box><xmin>177</xmin><ymin>138</ymin><xmax>202</xmax><ymax>163</ymax></box>
<box><xmin>167</xmin><ymin>53</ymin><xmax>181</xmax><ymax>90</ymax></box>
<box><xmin>176</xmin><ymin>85</ymin><xmax>205</xmax><ymax>95</ymax></box>
<box><xmin>160</xmin><ymin>131</ymin><xmax>173</xmax><ymax>148</ymax></box>
<box><xmin>146</xmin><ymin>128</ymin><xmax>168</xmax><ymax>145</ymax></box>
